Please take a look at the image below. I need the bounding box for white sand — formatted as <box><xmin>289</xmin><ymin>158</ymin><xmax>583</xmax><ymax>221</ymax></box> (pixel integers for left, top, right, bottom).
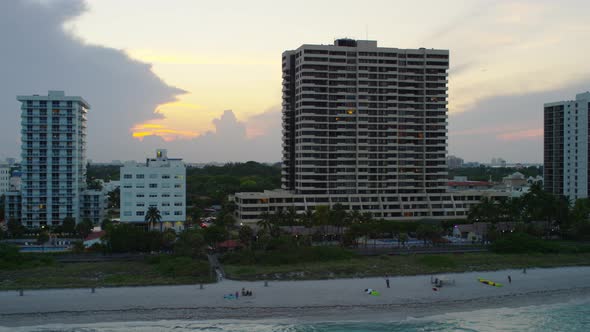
<box><xmin>1</xmin><ymin>266</ymin><xmax>589</xmax><ymax>326</ymax></box>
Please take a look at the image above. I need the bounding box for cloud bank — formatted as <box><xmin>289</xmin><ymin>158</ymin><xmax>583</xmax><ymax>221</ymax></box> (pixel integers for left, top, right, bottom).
<box><xmin>0</xmin><ymin>0</ymin><xmax>282</xmax><ymax>163</ymax></box>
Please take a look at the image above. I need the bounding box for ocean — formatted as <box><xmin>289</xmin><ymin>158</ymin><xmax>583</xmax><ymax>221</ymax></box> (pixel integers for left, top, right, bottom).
<box><xmin>2</xmin><ymin>297</ymin><xmax>589</xmax><ymax>332</ymax></box>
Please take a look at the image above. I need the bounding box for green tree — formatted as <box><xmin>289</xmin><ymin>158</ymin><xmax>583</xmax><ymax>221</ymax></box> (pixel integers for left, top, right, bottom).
<box><xmin>75</xmin><ymin>218</ymin><xmax>94</xmax><ymax>239</ymax></box>
<box><xmin>330</xmin><ymin>204</ymin><xmax>348</xmax><ymax>244</ymax></box>
<box><xmin>7</xmin><ymin>219</ymin><xmax>25</xmax><ymax>238</ymax></box>
<box><xmin>238</xmin><ymin>225</ymin><xmax>254</xmax><ymax>248</ymax></box>
<box><xmin>101</xmin><ymin>218</ymin><xmax>113</xmax><ymax>231</ymax></box>
<box><xmin>107</xmin><ymin>187</ymin><xmax>120</xmax><ymax>209</ymax></box>
<box><xmin>282</xmin><ymin>206</ymin><xmax>298</xmax><ymax>234</ymax></box>
<box><xmin>219</xmin><ymin>213</ymin><xmax>237</xmax><ymax>232</ymax></box>
<box><xmin>314</xmin><ymin>205</ymin><xmax>331</xmax><ymax>243</ymax></box>
<box><xmin>162</xmin><ymin>229</ymin><xmax>177</xmax><ymax>250</ymax></box>
<box><xmin>257</xmin><ymin>211</ymin><xmax>273</xmax><ymax>235</ymax></box>
<box><xmin>62</xmin><ymin>217</ymin><xmax>76</xmax><ymax>235</ymax></box>
<box><xmin>399</xmin><ymin>232</ymin><xmax>409</xmax><ymax>247</ymax></box>
<box><xmin>174</xmin><ymin>229</ymin><xmax>206</xmax><ymax>257</ymax></box>
<box><xmin>203</xmin><ymin>224</ymin><xmax>227</xmax><ymax>247</ymax></box>
<box><xmin>300</xmin><ymin>209</ymin><xmax>315</xmax><ymax>236</ymax></box>
<box><xmin>145</xmin><ymin>207</ymin><xmax>163</xmax><ymax>232</ymax></box>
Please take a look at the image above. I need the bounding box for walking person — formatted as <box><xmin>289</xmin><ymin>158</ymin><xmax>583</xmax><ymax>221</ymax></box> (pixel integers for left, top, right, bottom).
<box><xmin>385</xmin><ymin>275</ymin><xmax>390</xmax><ymax>288</ymax></box>
<box><xmin>508</xmin><ymin>275</ymin><xmax>512</xmax><ymax>284</ymax></box>
<box><xmin>523</xmin><ymin>267</ymin><xmax>527</xmax><ymax>274</ymax></box>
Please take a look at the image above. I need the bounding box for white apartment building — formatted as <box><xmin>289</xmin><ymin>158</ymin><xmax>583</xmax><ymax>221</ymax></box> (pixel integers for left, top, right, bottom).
<box><xmin>16</xmin><ymin>91</ymin><xmax>90</xmax><ymax>227</ymax></box>
<box><xmin>0</xmin><ymin>164</ymin><xmax>9</xmax><ymax>194</ymax></box>
<box><xmin>544</xmin><ymin>92</ymin><xmax>590</xmax><ymax>200</ymax></box>
<box><xmin>120</xmin><ymin>149</ymin><xmax>186</xmax><ymax>230</ymax></box>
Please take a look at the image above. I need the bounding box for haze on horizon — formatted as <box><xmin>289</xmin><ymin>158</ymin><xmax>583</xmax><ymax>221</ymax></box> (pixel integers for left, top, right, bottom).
<box><xmin>2</xmin><ymin>0</ymin><xmax>590</xmax><ymax>164</ymax></box>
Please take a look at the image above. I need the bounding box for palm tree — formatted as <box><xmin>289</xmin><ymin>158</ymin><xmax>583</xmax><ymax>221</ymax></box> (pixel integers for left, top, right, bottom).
<box><xmin>286</xmin><ymin>207</ymin><xmax>298</xmax><ymax>234</ymax></box>
<box><xmin>314</xmin><ymin>205</ymin><xmax>330</xmax><ymax>244</ymax></box>
<box><xmin>257</xmin><ymin>211</ymin><xmax>273</xmax><ymax>235</ymax></box>
<box><xmin>145</xmin><ymin>207</ymin><xmax>162</xmax><ymax>231</ymax></box>
<box><xmin>300</xmin><ymin>209</ymin><xmax>315</xmax><ymax>236</ymax></box>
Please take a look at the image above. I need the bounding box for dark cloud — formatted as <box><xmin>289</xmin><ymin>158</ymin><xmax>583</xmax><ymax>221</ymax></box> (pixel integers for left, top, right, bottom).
<box><xmin>0</xmin><ymin>0</ymin><xmax>185</xmax><ymax>161</ymax></box>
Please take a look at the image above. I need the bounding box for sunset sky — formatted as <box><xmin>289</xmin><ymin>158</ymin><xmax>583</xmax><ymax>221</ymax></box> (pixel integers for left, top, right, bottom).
<box><xmin>2</xmin><ymin>0</ymin><xmax>590</xmax><ymax>163</ymax></box>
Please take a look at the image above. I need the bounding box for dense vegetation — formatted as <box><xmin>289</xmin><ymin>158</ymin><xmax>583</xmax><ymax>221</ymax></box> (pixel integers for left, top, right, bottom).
<box><xmin>186</xmin><ymin>161</ymin><xmax>281</xmax><ymax>204</ymax></box>
<box><xmin>467</xmin><ymin>184</ymin><xmax>590</xmax><ymax>240</ymax></box>
<box><xmin>86</xmin><ymin>164</ymin><xmax>120</xmax><ymax>182</ymax></box>
<box><xmin>449</xmin><ymin>165</ymin><xmax>542</xmax><ymax>182</ymax></box>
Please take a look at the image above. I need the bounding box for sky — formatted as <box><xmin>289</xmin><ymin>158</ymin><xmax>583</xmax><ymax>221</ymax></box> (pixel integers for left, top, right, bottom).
<box><xmin>2</xmin><ymin>0</ymin><xmax>590</xmax><ymax>163</ymax></box>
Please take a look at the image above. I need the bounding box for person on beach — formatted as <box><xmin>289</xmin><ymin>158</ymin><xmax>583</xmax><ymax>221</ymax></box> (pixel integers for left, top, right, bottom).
<box><xmin>241</xmin><ymin>288</ymin><xmax>246</xmax><ymax>296</ymax></box>
<box><xmin>508</xmin><ymin>275</ymin><xmax>512</xmax><ymax>283</ymax></box>
<box><xmin>235</xmin><ymin>291</ymin><xmax>239</xmax><ymax>299</ymax></box>
<box><xmin>523</xmin><ymin>268</ymin><xmax>527</xmax><ymax>274</ymax></box>
<box><xmin>385</xmin><ymin>275</ymin><xmax>390</xmax><ymax>288</ymax></box>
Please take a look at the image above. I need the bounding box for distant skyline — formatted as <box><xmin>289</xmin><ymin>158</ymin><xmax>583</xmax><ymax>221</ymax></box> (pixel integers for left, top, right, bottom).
<box><xmin>2</xmin><ymin>0</ymin><xmax>590</xmax><ymax>163</ymax></box>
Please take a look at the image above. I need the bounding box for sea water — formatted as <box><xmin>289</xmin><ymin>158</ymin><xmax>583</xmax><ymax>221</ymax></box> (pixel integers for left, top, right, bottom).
<box><xmin>2</xmin><ymin>298</ymin><xmax>590</xmax><ymax>332</ymax></box>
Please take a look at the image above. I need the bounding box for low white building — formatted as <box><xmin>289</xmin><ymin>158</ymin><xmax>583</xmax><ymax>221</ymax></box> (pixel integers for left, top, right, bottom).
<box><xmin>120</xmin><ymin>149</ymin><xmax>186</xmax><ymax>231</ymax></box>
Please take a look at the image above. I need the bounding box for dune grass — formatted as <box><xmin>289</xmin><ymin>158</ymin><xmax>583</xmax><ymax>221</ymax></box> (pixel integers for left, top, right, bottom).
<box><xmin>224</xmin><ymin>252</ymin><xmax>590</xmax><ymax>280</ymax></box>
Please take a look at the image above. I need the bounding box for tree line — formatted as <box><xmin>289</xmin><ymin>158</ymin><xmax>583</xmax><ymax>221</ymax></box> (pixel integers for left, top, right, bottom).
<box><xmin>467</xmin><ymin>184</ymin><xmax>590</xmax><ymax>240</ymax></box>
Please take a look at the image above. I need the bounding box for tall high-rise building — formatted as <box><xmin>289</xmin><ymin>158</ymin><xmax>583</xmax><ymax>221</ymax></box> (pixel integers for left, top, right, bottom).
<box><xmin>544</xmin><ymin>92</ymin><xmax>590</xmax><ymax>200</ymax></box>
<box><xmin>281</xmin><ymin>39</ymin><xmax>449</xmax><ymax>198</ymax></box>
<box><xmin>231</xmin><ymin>39</ymin><xmax>510</xmax><ymax>222</ymax></box>
<box><xmin>16</xmin><ymin>91</ymin><xmax>90</xmax><ymax>228</ymax></box>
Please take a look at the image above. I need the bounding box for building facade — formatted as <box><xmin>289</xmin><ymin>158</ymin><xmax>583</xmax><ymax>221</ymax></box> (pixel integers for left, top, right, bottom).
<box><xmin>0</xmin><ymin>164</ymin><xmax>9</xmax><ymax>194</ymax></box>
<box><xmin>15</xmin><ymin>91</ymin><xmax>90</xmax><ymax>227</ymax></box>
<box><xmin>120</xmin><ymin>149</ymin><xmax>186</xmax><ymax>229</ymax></box>
<box><xmin>80</xmin><ymin>189</ymin><xmax>108</xmax><ymax>225</ymax></box>
<box><xmin>544</xmin><ymin>92</ymin><xmax>590</xmax><ymax>200</ymax></box>
<box><xmin>447</xmin><ymin>155</ymin><xmax>464</xmax><ymax>169</ymax></box>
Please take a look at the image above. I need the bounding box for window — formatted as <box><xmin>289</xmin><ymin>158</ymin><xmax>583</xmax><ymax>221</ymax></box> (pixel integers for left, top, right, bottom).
<box><xmin>123</xmin><ymin>174</ymin><xmax>132</xmax><ymax>179</ymax></box>
<box><xmin>162</xmin><ymin>174</ymin><xmax>170</xmax><ymax>179</ymax></box>
<box><xmin>136</xmin><ymin>184</ymin><xmax>145</xmax><ymax>188</ymax></box>
<box><xmin>136</xmin><ymin>202</ymin><xmax>145</xmax><ymax>207</ymax></box>
<box><xmin>174</xmin><ymin>184</ymin><xmax>182</xmax><ymax>188</ymax></box>
<box><xmin>174</xmin><ymin>202</ymin><xmax>183</xmax><ymax>206</ymax></box>
<box><xmin>174</xmin><ymin>175</ymin><xmax>184</xmax><ymax>179</ymax></box>
<box><xmin>163</xmin><ymin>211</ymin><xmax>171</xmax><ymax>216</ymax></box>
<box><xmin>149</xmin><ymin>174</ymin><xmax>158</xmax><ymax>179</ymax></box>
<box><xmin>149</xmin><ymin>194</ymin><xmax>158</xmax><ymax>198</ymax></box>
<box><xmin>136</xmin><ymin>193</ymin><xmax>145</xmax><ymax>198</ymax></box>
<box><xmin>136</xmin><ymin>174</ymin><xmax>144</xmax><ymax>179</ymax></box>
<box><xmin>174</xmin><ymin>193</ymin><xmax>183</xmax><ymax>197</ymax></box>
<box><xmin>162</xmin><ymin>202</ymin><xmax>170</xmax><ymax>207</ymax></box>
<box><xmin>162</xmin><ymin>193</ymin><xmax>170</xmax><ymax>197</ymax></box>
<box><xmin>123</xmin><ymin>184</ymin><xmax>132</xmax><ymax>188</ymax></box>
<box><xmin>174</xmin><ymin>211</ymin><xmax>183</xmax><ymax>216</ymax></box>
<box><xmin>162</xmin><ymin>183</ymin><xmax>171</xmax><ymax>188</ymax></box>
<box><xmin>149</xmin><ymin>183</ymin><xmax>158</xmax><ymax>188</ymax></box>
<box><xmin>123</xmin><ymin>211</ymin><xmax>132</xmax><ymax>216</ymax></box>
<box><xmin>136</xmin><ymin>211</ymin><xmax>145</xmax><ymax>216</ymax></box>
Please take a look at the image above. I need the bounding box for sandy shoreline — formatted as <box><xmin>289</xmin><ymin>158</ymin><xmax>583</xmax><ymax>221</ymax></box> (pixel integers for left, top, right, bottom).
<box><xmin>1</xmin><ymin>266</ymin><xmax>589</xmax><ymax>327</ymax></box>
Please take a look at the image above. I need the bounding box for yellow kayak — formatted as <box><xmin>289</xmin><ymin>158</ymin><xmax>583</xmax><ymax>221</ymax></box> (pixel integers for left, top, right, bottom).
<box><xmin>478</xmin><ymin>278</ymin><xmax>503</xmax><ymax>287</ymax></box>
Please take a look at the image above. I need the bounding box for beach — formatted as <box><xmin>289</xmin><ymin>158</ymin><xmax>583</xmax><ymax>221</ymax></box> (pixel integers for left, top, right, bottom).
<box><xmin>1</xmin><ymin>266</ymin><xmax>589</xmax><ymax>327</ymax></box>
